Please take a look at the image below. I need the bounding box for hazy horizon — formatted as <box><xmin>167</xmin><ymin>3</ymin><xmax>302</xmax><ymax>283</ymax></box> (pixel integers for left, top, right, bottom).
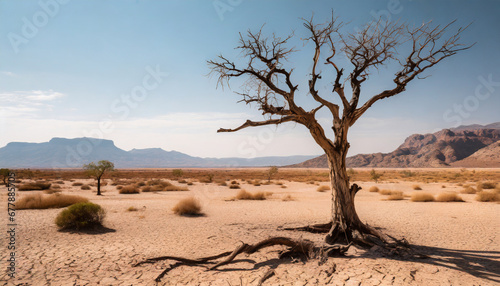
<box><xmin>1</xmin><ymin>0</ymin><xmax>499</xmax><ymax>159</ymax></box>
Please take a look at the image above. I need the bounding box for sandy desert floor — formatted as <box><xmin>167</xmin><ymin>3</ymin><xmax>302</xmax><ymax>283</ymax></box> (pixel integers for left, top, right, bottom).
<box><xmin>1</xmin><ymin>172</ymin><xmax>499</xmax><ymax>286</ymax></box>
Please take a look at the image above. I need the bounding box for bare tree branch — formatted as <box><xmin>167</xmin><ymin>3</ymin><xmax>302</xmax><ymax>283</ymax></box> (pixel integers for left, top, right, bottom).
<box><xmin>217</xmin><ymin>116</ymin><xmax>298</xmax><ymax>133</ymax></box>
<box><xmin>350</xmin><ymin>21</ymin><xmax>473</xmax><ymax>124</ymax></box>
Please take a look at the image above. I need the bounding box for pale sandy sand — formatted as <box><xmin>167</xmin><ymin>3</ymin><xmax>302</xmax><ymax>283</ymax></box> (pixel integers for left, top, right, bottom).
<box><xmin>1</xmin><ymin>177</ymin><xmax>499</xmax><ymax>285</ymax></box>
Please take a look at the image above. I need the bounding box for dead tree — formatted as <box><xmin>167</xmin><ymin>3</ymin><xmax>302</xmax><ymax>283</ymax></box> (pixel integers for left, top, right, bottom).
<box><xmin>209</xmin><ymin>16</ymin><xmax>471</xmax><ymax>245</ymax></box>
<box><xmin>133</xmin><ymin>16</ymin><xmax>471</xmax><ymax>282</ymax></box>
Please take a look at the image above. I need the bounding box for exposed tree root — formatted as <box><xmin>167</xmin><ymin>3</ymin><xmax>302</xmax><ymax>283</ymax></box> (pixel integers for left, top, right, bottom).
<box><xmin>257</xmin><ymin>269</ymin><xmax>275</xmax><ymax>286</ymax></box>
<box><xmin>133</xmin><ymin>236</ymin><xmax>351</xmax><ymax>282</ymax></box>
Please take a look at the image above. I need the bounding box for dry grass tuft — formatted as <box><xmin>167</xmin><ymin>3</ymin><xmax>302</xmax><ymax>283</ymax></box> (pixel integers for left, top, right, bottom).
<box><xmin>412</xmin><ymin>184</ymin><xmax>422</xmax><ymax>190</ymax></box>
<box><xmin>229</xmin><ymin>184</ymin><xmax>241</xmax><ymax>189</ymax></box>
<box><xmin>119</xmin><ymin>186</ymin><xmax>140</xmax><ymax>194</ymax></box>
<box><xmin>81</xmin><ymin>185</ymin><xmax>91</xmax><ymax>190</ymax></box>
<box><xmin>436</xmin><ymin>192</ymin><xmax>464</xmax><ymax>202</ymax></box>
<box><xmin>17</xmin><ymin>193</ymin><xmax>88</xmax><ymax>210</ymax></box>
<box><xmin>316</xmin><ymin>185</ymin><xmax>330</xmax><ymax>192</ymax></box>
<box><xmin>369</xmin><ymin>186</ymin><xmax>379</xmax><ymax>193</ymax></box>
<box><xmin>18</xmin><ymin>182</ymin><xmax>52</xmax><ymax>191</ymax></box>
<box><xmin>164</xmin><ymin>185</ymin><xmax>189</xmax><ymax>192</ymax></box>
<box><xmin>379</xmin><ymin>189</ymin><xmax>401</xmax><ymax>196</ymax></box>
<box><xmin>127</xmin><ymin>206</ymin><xmax>139</xmax><ymax>212</ymax></box>
<box><xmin>72</xmin><ymin>182</ymin><xmax>84</xmax><ymax>186</ymax></box>
<box><xmin>235</xmin><ymin>190</ymin><xmax>271</xmax><ymax>200</ymax></box>
<box><xmin>460</xmin><ymin>186</ymin><xmax>477</xmax><ymax>194</ymax></box>
<box><xmin>411</xmin><ymin>192</ymin><xmax>435</xmax><ymax>202</ymax></box>
<box><xmin>172</xmin><ymin>197</ymin><xmax>203</xmax><ymax>216</ymax></box>
<box><xmin>44</xmin><ymin>188</ymin><xmax>61</xmax><ymax>194</ymax></box>
<box><xmin>386</xmin><ymin>192</ymin><xmax>404</xmax><ymax>200</ymax></box>
<box><xmin>478</xmin><ymin>181</ymin><xmax>497</xmax><ymax>190</ymax></box>
<box><xmin>475</xmin><ymin>191</ymin><xmax>500</xmax><ymax>202</ymax></box>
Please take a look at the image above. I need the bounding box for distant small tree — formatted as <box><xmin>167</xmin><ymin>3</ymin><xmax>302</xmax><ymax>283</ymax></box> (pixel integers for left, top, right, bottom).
<box><xmin>83</xmin><ymin>160</ymin><xmax>114</xmax><ymax>196</ymax></box>
<box><xmin>0</xmin><ymin>168</ymin><xmax>10</xmax><ymax>185</ymax></box>
<box><xmin>370</xmin><ymin>169</ymin><xmax>382</xmax><ymax>183</ymax></box>
<box><xmin>172</xmin><ymin>169</ymin><xmax>184</xmax><ymax>178</ymax></box>
<box><xmin>267</xmin><ymin>166</ymin><xmax>278</xmax><ymax>182</ymax></box>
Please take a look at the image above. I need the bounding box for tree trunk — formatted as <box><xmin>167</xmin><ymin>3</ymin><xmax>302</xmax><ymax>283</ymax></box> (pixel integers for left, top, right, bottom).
<box><xmin>324</xmin><ymin>148</ymin><xmax>382</xmax><ymax>245</ymax></box>
<box><xmin>97</xmin><ymin>177</ymin><xmax>101</xmax><ymax>196</ymax></box>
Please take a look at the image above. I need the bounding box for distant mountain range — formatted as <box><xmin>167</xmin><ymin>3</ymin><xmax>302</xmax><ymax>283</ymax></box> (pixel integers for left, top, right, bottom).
<box><xmin>291</xmin><ymin>123</ymin><xmax>500</xmax><ymax>168</ymax></box>
<box><xmin>0</xmin><ymin>137</ymin><xmax>316</xmax><ymax>168</ymax></box>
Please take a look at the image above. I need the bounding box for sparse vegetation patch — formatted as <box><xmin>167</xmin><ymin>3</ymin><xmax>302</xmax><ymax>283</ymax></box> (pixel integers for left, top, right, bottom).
<box><xmin>55</xmin><ymin>202</ymin><xmax>105</xmax><ymax>230</ymax></box>
<box><xmin>411</xmin><ymin>192</ymin><xmax>435</xmax><ymax>202</ymax></box>
<box><xmin>172</xmin><ymin>197</ymin><xmax>203</xmax><ymax>216</ymax></box>
<box><xmin>17</xmin><ymin>193</ymin><xmax>88</xmax><ymax>210</ymax></box>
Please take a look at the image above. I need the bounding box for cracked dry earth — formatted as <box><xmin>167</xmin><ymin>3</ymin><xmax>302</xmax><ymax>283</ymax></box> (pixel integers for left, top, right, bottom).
<box><xmin>1</xmin><ymin>178</ymin><xmax>499</xmax><ymax>285</ymax></box>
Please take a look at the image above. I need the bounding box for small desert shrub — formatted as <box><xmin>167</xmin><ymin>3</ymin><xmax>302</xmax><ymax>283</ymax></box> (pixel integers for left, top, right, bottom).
<box><xmin>369</xmin><ymin>186</ymin><xmax>379</xmax><ymax>193</ymax></box>
<box><xmin>18</xmin><ymin>182</ymin><xmax>52</xmax><ymax>191</ymax></box>
<box><xmin>412</xmin><ymin>185</ymin><xmax>422</xmax><ymax>190</ymax></box>
<box><xmin>229</xmin><ymin>184</ymin><xmax>241</xmax><ymax>189</ymax></box>
<box><xmin>164</xmin><ymin>185</ymin><xmax>189</xmax><ymax>192</ymax></box>
<box><xmin>44</xmin><ymin>188</ymin><xmax>61</xmax><ymax>194</ymax></box>
<box><xmin>55</xmin><ymin>202</ymin><xmax>105</xmax><ymax>230</ymax></box>
<box><xmin>478</xmin><ymin>181</ymin><xmax>497</xmax><ymax>190</ymax></box>
<box><xmin>72</xmin><ymin>182</ymin><xmax>84</xmax><ymax>186</ymax></box>
<box><xmin>235</xmin><ymin>190</ymin><xmax>270</xmax><ymax>200</ymax></box>
<box><xmin>461</xmin><ymin>186</ymin><xmax>477</xmax><ymax>194</ymax></box>
<box><xmin>281</xmin><ymin>185</ymin><xmax>287</xmax><ymax>188</ymax></box>
<box><xmin>141</xmin><ymin>186</ymin><xmax>152</xmax><ymax>192</ymax></box>
<box><xmin>411</xmin><ymin>192</ymin><xmax>435</xmax><ymax>202</ymax></box>
<box><xmin>81</xmin><ymin>185</ymin><xmax>91</xmax><ymax>190</ymax></box>
<box><xmin>370</xmin><ymin>169</ymin><xmax>382</xmax><ymax>182</ymax></box>
<box><xmin>475</xmin><ymin>191</ymin><xmax>500</xmax><ymax>202</ymax></box>
<box><xmin>17</xmin><ymin>193</ymin><xmax>88</xmax><ymax>210</ymax></box>
<box><xmin>119</xmin><ymin>186</ymin><xmax>140</xmax><ymax>194</ymax></box>
<box><xmin>178</xmin><ymin>179</ymin><xmax>188</xmax><ymax>184</ymax></box>
<box><xmin>316</xmin><ymin>185</ymin><xmax>330</xmax><ymax>192</ymax></box>
<box><xmin>436</xmin><ymin>192</ymin><xmax>464</xmax><ymax>202</ymax></box>
<box><xmin>172</xmin><ymin>197</ymin><xmax>203</xmax><ymax>216</ymax></box>
<box><xmin>116</xmin><ymin>185</ymin><xmax>123</xmax><ymax>190</ymax></box>
<box><xmin>136</xmin><ymin>181</ymin><xmax>146</xmax><ymax>187</ymax></box>
<box><xmin>127</xmin><ymin>206</ymin><xmax>139</xmax><ymax>212</ymax></box>
<box><xmin>441</xmin><ymin>185</ymin><xmax>446</xmax><ymax>188</ymax></box>
<box><xmin>253</xmin><ymin>182</ymin><xmax>261</xmax><ymax>186</ymax></box>
<box><xmin>172</xmin><ymin>169</ymin><xmax>184</xmax><ymax>177</ymax></box>
<box><xmin>275</xmin><ymin>181</ymin><xmax>284</xmax><ymax>185</ymax></box>
<box><xmin>386</xmin><ymin>192</ymin><xmax>404</xmax><ymax>200</ymax></box>
<box><xmin>187</xmin><ymin>182</ymin><xmax>194</xmax><ymax>186</ymax></box>
<box><xmin>147</xmin><ymin>180</ymin><xmax>172</xmax><ymax>187</ymax></box>
<box><xmin>379</xmin><ymin>189</ymin><xmax>397</xmax><ymax>195</ymax></box>
<box><xmin>219</xmin><ymin>181</ymin><xmax>227</xmax><ymax>186</ymax></box>
<box><xmin>151</xmin><ymin>185</ymin><xmax>166</xmax><ymax>192</ymax></box>
<box><xmin>51</xmin><ymin>185</ymin><xmax>61</xmax><ymax>189</ymax></box>
<box><xmin>231</xmin><ymin>180</ymin><xmax>238</xmax><ymax>185</ymax></box>
<box><xmin>282</xmin><ymin>194</ymin><xmax>294</xmax><ymax>201</ymax></box>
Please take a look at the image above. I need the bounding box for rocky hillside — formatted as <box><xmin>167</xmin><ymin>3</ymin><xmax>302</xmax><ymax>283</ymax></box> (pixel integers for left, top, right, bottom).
<box><xmin>292</xmin><ymin>123</ymin><xmax>500</xmax><ymax>168</ymax></box>
<box><xmin>451</xmin><ymin>140</ymin><xmax>500</xmax><ymax>168</ymax></box>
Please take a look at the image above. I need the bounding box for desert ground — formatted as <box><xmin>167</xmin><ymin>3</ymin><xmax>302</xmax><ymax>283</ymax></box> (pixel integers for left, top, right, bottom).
<box><xmin>1</xmin><ymin>168</ymin><xmax>499</xmax><ymax>286</ymax></box>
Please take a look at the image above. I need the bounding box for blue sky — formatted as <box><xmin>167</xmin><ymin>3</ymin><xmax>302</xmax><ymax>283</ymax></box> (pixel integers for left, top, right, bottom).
<box><xmin>1</xmin><ymin>0</ymin><xmax>499</xmax><ymax>158</ymax></box>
